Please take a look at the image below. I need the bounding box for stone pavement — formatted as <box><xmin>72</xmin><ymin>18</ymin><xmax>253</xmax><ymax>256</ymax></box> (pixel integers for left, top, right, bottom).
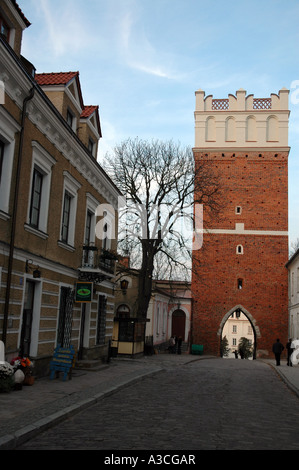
<box><xmin>0</xmin><ymin>353</ymin><xmax>298</xmax><ymax>450</ymax></box>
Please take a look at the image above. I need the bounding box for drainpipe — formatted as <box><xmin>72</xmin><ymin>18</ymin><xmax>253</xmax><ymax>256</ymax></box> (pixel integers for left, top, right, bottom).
<box><xmin>2</xmin><ymin>86</ymin><xmax>36</xmax><ymax>345</ymax></box>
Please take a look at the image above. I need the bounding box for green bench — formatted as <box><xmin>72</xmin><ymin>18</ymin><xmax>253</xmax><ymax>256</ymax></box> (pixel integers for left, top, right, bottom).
<box><xmin>191</xmin><ymin>344</ymin><xmax>204</xmax><ymax>355</ymax></box>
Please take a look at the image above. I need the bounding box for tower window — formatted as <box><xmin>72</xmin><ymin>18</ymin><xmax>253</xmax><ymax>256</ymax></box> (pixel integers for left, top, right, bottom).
<box><xmin>238</xmin><ymin>279</ymin><xmax>243</xmax><ymax>289</ymax></box>
<box><xmin>236</xmin><ymin>245</ymin><xmax>243</xmax><ymax>255</ymax></box>
<box><xmin>235</xmin><ymin>206</ymin><xmax>242</xmax><ymax>214</ymax></box>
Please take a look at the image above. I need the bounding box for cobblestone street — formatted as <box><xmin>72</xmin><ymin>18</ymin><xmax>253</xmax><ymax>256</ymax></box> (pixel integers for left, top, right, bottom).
<box><xmin>17</xmin><ymin>358</ymin><xmax>299</xmax><ymax>451</ymax></box>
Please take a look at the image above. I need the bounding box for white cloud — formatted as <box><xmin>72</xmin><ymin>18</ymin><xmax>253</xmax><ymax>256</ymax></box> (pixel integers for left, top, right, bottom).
<box><xmin>97</xmin><ymin>120</ymin><xmax>119</xmax><ymax>163</ymax></box>
<box><xmin>118</xmin><ymin>10</ymin><xmax>177</xmax><ymax>80</ymax></box>
<box><xmin>38</xmin><ymin>0</ymin><xmax>93</xmax><ymax>58</ymax></box>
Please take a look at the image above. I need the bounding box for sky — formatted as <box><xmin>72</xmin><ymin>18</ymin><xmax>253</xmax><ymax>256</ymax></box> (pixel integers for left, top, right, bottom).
<box><xmin>18</xmin><ymin>0</ymin><xmax>299</xmax><ymax>248</ymax></box>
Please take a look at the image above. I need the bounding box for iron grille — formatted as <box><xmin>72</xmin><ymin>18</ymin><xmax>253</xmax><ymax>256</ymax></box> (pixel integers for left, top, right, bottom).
<box><xmin>96</xmin><ymin>295</ymin><xmax>107</xmax><ymax>345</ymax></box>
<box><xmin>57</xmin><ymin>287</ymin><xmax>74</xmax><ymax>347</ymax></box>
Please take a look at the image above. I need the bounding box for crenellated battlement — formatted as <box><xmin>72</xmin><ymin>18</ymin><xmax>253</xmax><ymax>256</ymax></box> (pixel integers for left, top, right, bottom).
<box><xmin>194</xmin><ymin>88</ymin><xmax>290</xmax><ymax>149</ymax></box>
<box><xmin>195</xmin><ymin>88</ymin><xmax>289</xmax><ymax>112</ymax></box>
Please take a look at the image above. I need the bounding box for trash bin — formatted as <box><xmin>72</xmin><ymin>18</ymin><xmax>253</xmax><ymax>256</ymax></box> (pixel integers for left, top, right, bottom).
<box><xmin>191</xmin><ymin>344</ymin><xmax>203</xmax><ymax>355</ymax></box>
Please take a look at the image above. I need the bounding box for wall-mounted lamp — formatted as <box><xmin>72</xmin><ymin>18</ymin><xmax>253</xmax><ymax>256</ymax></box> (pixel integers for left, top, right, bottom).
<box><xmin>25</xmin><ymin>260</ymin><xmax>41</xmax><ymax>278</ymax></box>
<box><xmin>120</xmin><ymin>279</ymin><xmax>129</xmax><ymax>294</ymax></box>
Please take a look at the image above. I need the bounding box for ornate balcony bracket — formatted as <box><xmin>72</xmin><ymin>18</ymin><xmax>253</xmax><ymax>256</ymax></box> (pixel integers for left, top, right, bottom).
<box><xmin>78</xmin><ymin>269</ymin><xmax>109</xmax><ymax>284</ymax></box>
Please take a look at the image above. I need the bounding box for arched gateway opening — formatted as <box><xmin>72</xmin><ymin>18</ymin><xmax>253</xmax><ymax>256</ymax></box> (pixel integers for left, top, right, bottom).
<box><xmin>219</xmin><ymin>305</ymin><xmax>259</xmax><ymax>359</ymax></box>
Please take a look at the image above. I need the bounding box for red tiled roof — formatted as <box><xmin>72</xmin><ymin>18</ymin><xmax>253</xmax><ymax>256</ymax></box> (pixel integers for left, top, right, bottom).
<box><xmin>35</xmin><ymin>72</ymin><xmax>84</xmax><ymax>109</ymax></box>
<box><xmin>35</xmin><ymin>72</ymin><xmax>79</xmax><ymax>86</ymax></box>
<box><xmin>35</xmin><ymin>73</ymin><xmax>101</xmax><ymax>137</ymax></box>
<box><xmin>81</xmin><ymin>105</ymin><xmax>98</xmax><ymax>118</ymax></box>
<box><xmin>81</xmin><ymin>106</ymin><xmax>102</xmax><ymax>137</ymax></box>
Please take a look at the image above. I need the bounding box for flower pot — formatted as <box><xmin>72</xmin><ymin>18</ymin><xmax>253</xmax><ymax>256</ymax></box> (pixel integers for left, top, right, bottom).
<box><xmin>23</xmin><ymin>376</ymin><xmax>35</xmax><ymax>386</ymax></box>
<box><xmin>0</xmin><ymin>376</ymin><xmax>14</xmax><ymax>393</ymax></box>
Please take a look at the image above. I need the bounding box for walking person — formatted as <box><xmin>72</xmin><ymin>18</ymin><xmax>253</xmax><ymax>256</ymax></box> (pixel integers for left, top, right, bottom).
<box><xmin>174</xmin><ymin>335</ymin><xmax>178</xmax><ymax>354</ymax></box>
<box><xmin>286</xmin><ymin>338</ymin><xmax>294</xmax><ymax>366</ymax></box>
<box><xmin>177</xmin><ymin>336</ymin><xmax>182</xmax><ymax>354</ymax></box>
<box><xmin>168</xmin><ymin>336</ymin><xmax>175</xmax><ymax>354</ymax></box>
<box><xmin>272</xmin><ymin>338</ymin><xmax>284</xmax><ymax>366</ymax></box>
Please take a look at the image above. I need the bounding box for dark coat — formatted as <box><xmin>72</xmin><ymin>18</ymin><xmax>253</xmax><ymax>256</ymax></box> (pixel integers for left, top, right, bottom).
<box><xmin>272</xmin><ymin>341</ymin><xmax>284</xmax><ymax>354</ymax></box>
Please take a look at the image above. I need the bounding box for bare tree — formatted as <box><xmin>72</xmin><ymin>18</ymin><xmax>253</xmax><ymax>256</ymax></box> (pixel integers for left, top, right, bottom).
<box><xmin>290</xmin><ymin>238</ymin><xmax>299</xmax><ymax>258</ymax></box>
<box><xmin>105</xmin><ymin>138</ymin><xmax>221</xmax><ymax>319</ymax></box>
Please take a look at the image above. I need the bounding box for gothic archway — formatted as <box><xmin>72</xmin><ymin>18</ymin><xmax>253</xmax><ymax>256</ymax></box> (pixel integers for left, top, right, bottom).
<box><xmin>219</xmin><ymin>305</ymin><xmax>260</xmax><ymax>359</ymax></box>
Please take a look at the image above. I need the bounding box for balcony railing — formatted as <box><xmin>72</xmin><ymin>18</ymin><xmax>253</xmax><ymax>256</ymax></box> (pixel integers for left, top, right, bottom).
<box><xmin>80</xmin><ymin>246</ymin><xmax>116</xmax><ymax>275</ymax></box>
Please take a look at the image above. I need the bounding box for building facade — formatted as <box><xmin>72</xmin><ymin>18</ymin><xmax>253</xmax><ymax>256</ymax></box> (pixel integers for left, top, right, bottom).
<box><xmin>0</xmin><ymin>0</ymin><xmax>121</xmax><ymax>376</ymax></box>
<box><xmin>222</xmin><ymin>311</ymin><xmax>254</xmax><ymax>358</ymax></box>
<box><xmin>113</xmin><ymin>259</ymin><xmax>191</xmax><ymax>355</ymax></box>
<box><xmin>286</xmin><ymin>248</ymin><xmax>299</xmax><ymax>340</ymax></box>
<box><xmin>192</xmin><ymin>88</ymin><xmax>290</xmax><ymax>358</ymax></box>
<box><xmin>148</xmin><ymin>280</ymin><xmax>191</xmax><ymax>350</ymax></box>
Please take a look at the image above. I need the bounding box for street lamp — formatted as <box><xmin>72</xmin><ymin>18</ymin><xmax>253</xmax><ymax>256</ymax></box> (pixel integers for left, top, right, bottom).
<box><xmin>120</xmin><ymin>279</ymin><xmax>129</xmax><ymax>294</ymax></box>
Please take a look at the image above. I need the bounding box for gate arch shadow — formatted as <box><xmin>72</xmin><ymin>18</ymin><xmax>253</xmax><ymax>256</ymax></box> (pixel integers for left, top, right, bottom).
<box><xmin>218</xmin><ymin>305</ymin><xmax>261</xmax><ymax>360</ymax></box>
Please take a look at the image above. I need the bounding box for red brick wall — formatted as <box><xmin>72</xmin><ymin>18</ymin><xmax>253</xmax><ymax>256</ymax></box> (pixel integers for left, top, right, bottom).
<box><xmin>191</xmin><ymin>150</ymin><xmax>289</xmax><ymax>357</ymax></box>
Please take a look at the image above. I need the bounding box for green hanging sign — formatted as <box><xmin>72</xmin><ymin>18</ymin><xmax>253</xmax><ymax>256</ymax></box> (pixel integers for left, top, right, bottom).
<box><xmin>75</xmin><ymin>282</ymin><xmax>93</xmax><ymax>303</ymax></box>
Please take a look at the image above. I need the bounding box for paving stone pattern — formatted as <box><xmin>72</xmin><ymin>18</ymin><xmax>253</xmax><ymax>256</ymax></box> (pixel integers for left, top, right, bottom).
<box><xmin>18</xmin><ymin>358</ymin><xmax>299</xmax><ymax>450</ymax></box>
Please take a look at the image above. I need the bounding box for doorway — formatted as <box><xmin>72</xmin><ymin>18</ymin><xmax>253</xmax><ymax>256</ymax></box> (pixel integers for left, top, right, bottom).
<box><xmin>172</xmin><ymin>309</ymin><xmax>186</xmax><ymax>339</ymax></box>
<box><xmin>20</xmin><ymin>280</ymin><xmax>35</xmax><ymax>356</ymax></box>
<box><xmin>57</xmin><ymin>286</ymin><xmax>74</xmax><ymax>348</ymax></box>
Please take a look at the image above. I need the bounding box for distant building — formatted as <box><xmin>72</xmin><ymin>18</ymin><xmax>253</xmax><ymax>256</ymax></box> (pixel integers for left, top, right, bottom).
<box><xmin>0</xmin><ymin>0</ymin><xmax>121</xmax><ymax>375</ymax></box>
<box><xmin>222</xmin><ymin>311</ymin><xmax>254</xmax><ymax>358</ymax></box>
<box><xmin>192</xmin><ymin>88</ymin><xmax>290</xmax><ymax>358</ymax></box>
<box><xmin>113</xmin><ymin>258</ymin><xmax>191</xmax><ymax>355</ymax></box>
<box><xmin>148</xmin><ymin>280</ymin><xmax>191</xmax><ymax>350</ymax></box>
<box><xmin>286</xmin><ymin>248</ymin><xmax>299</xmax><ymax>340</ymax></box>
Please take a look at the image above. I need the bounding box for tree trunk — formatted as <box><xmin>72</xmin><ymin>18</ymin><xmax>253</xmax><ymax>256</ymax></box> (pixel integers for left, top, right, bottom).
<box><xmin>137</xmin><ymin>243</ymin><xmax>155</xmax><ymax>319</ymax></box>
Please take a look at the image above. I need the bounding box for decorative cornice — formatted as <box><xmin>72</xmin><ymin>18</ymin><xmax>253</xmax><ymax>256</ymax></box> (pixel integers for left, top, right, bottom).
<box><xmin>0</xmin><ymin>39</ymin><xmax>121</xmax><ymax>209</ymax></box>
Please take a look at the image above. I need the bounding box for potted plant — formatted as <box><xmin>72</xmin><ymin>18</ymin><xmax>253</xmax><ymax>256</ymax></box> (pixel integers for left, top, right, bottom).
<box><xmin>11</xmin><ymin>356</ymin><xmax>34</xmax><ymax>385</ymax></box>
<box><xmin>0</xmin><ymin>362</ymin><xmax>15</xmax><ymax>393</ymax></box>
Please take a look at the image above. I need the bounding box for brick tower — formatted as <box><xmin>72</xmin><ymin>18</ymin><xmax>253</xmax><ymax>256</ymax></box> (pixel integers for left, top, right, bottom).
<box><xmin>192</xmin><ymin>88</ymin><xmax>290</xmax><ymax>358</ymax></box>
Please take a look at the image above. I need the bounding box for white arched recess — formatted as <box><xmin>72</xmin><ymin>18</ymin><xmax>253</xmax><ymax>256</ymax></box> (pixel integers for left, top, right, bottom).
<box><xmin>218</xmin><ymin>304</ymin><xmax>261</xmax><ymax>359</ymax></box>
<box><xmin>168</xmin><ymin>305</ymin><xmax>190</xmax><ymax>342</ymax></box>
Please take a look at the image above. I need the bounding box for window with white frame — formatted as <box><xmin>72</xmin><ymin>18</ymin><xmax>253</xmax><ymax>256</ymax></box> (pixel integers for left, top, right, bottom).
<box><xmin>84</xmin><ymin>193</ymin><xmax>98</xmax><ymax>245</ymax></box>
<box><xmin>83</xmin><ymin>194</ymin><xmax>99</xmax><ymax>266</ymax></box>
<box><xmin>59</xmin><ymin>171</ymin><xmax>81</xmax><ymax>248</ymax></box>
<box><xmin>0</xmin><ymin>15</ymin><xmax>10</xmax><ymax>42</ymax></box>
<box><xmin>29</xmin><ymin>168</ymin><xmax>43</xmax><ymax>228</ymax></box>
<box><xmin>66</xmin><ymin>108</ymin><xmax>76</xmax><ymax>132</ymax></box>
<box><xmin>292</xmin><ymin>272</ymin><xmax>295</xmax><ymax>297</ymax></box>
<box><xmin>95</xmin><ymin>204</ymin><xmax>116</xmax><ymax>252</ymax></box>
<box><xmin>0</xmin><ymin>12</ymin><xmax>17</xmax><ymax>51</ymax></box>
<box><xmin>0</xmin><ymin>107</ymin><xmax>20</xmax><ymax>217</ymax></box>
<box><xmin>156</xmin><ymin>306</ymin><xmax>160</xmax><ymax>335</ymax></box>
<box><xmin>26</xmin><ymin>142</ymin><xmax>56</xmax><ymax>236</ymax></box>
<box><xmin>84</xmin><ymin>210</ymin><xmax>92</xmax><ymax>246</ymax></box>
<box><xmin>163</xmin><ymin>307</ymin><xmax>167</xmax><ymax>334</ymax></box>
<box><xmin>88</xmin><ymin>138</ymin><xmax>95</xmax><ymax>157</ymax></box>
<box><xmin>61</xmin><ymin>192</ymin><xmax>72</xmax><ymax>243</ymax></box>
